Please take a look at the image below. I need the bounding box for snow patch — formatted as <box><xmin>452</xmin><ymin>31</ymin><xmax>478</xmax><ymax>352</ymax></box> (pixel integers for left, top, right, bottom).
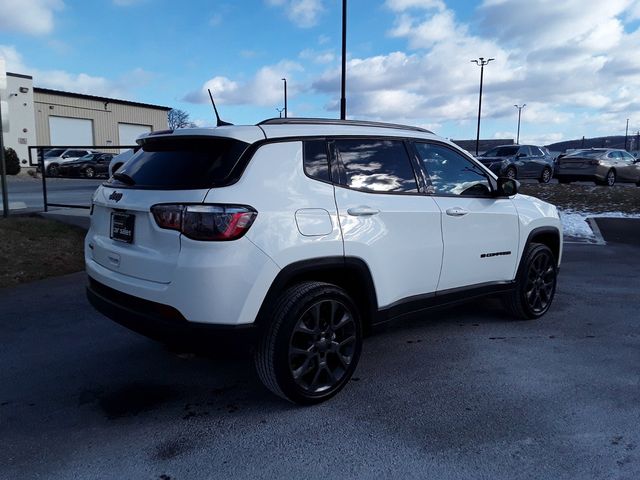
<box><xmin>560</xmin><ymin>210</ymin><xmax>640</xmax><ymax>240</ymax></box>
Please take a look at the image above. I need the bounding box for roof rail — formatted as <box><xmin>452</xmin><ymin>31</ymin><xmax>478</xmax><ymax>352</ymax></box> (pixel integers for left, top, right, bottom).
<box><xmin>257</xmin><ymin>117</ymin><xmax>433</xmax><ymax>134</ymax></box>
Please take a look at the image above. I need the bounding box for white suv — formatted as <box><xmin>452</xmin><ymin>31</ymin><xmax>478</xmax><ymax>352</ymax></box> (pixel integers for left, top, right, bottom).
<box><xmin>86</xmin><ymin>118</ymin><xmax>562</xmax><ymax>404</ymax></box>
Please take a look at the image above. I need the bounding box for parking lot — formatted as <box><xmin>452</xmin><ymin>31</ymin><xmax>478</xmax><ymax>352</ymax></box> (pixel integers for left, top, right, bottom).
<box><xmin>1</xmin><ymin>240</ymin><xmax>638</xmax><ymax>480</ymax></box>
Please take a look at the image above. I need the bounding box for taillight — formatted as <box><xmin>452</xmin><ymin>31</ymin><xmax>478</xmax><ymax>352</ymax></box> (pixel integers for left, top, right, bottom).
<box><xmin>151</xmin><ymin>204</ymin><xmax>257</xmax><ymax>241</ymax></box>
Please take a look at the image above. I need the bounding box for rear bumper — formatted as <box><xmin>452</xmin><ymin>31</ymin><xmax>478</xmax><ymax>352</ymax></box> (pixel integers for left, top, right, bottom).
<box><xmin>87</xmin><ymin>277</ymin><xmax>258</xmax><ymax>345</ymax></box>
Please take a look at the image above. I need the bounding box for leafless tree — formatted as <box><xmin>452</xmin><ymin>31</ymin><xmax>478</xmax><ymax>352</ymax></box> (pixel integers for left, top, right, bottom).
<box><xmin>168</xmin><ymin>109</ymin><xmax>197</xmax><ymax>129</ymax></box>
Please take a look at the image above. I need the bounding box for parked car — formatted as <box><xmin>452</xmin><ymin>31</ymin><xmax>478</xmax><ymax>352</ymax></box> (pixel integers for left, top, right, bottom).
<box><xmin>43</xmin><ymin>148</ymin><xmax>102</xmax><ymax>176</ymax></box>
<box><xmin>108</xmin><ymin>148</ymin><xmax>137</xmax><ymax>177</ymax></box>
<box><xmin>85</xmin><ymin>118</ymin><xmax>562</xmax><ymax>404</ymax></box>
<box><xmin>477</xmin><ymin>144</ymin><xmax>555</xmax><ymax>183</ymax></box>
<box><xmin>555</xmin><ymin>148</ymin><xmax>640</xmax><ymax>186</ymax></box>
<box><xmin>55</xmin><ymin>153</ymin><xmax>114</xmax><ymax>178</ymax></box>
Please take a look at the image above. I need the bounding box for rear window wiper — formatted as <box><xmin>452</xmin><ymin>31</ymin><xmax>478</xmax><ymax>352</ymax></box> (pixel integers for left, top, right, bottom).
<box><xmin>112</xmin><ymin>172</ymin><xmax>136</xmax><ymax>185</ymax></box>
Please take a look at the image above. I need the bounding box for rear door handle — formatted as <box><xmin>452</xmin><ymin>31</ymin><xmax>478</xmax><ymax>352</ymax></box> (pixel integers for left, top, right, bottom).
<box><xmin>347</xmin><ymin>206</ymin><xmax>380</xmax><ymax>216</ymax></box>
<box><xmin>446</xmin><ymin>207</ymin><xmax>468</xmax><ymax>217</ymax></box>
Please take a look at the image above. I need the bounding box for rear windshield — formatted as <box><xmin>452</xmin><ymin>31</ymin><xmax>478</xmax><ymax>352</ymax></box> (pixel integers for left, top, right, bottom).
<box><xmin>565</xmin><ymin>150</ymin><xmax>602</xmax><ymax>158</ymax></box>
<box><xmin>107</xmin><ymin>137</ymin><xmax>249</xmax><ymax>189</ymax></box>
<box><xmin>482</xmin><ymin>146</ymin><xmax>518</xmax><ymax>157</ymax></box>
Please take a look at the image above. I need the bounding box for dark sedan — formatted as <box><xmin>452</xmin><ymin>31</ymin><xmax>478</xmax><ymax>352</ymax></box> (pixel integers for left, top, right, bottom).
<box><xmin>55</xmin><ymin>153</ymin><xmax>114</xmax><ymax>178</ymax></box>
<box><xmin>556</xmin><ymin>148</ymin><xmax>640</xmax><ymax>186</ymax></box>
<box><xmin>477</xmin><ymin>145</ymin><xmax>554</xmax><ymax>183</ymax></box>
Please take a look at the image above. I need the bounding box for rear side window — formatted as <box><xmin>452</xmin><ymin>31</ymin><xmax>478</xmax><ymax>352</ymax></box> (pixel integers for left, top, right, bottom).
<box><xmin>109</xmin><ymin>137</ymin><xmax>249</xmax><ymax>189</ymax></box>
<box><xmin>334</xmin><ymin>139</ymin><xmax>418</xmax><ymax>193</ymax></box>
<box><xmin>303</xmin><ymin>140</ymin><xmax>331</xmax><ymax>182</ymax></box>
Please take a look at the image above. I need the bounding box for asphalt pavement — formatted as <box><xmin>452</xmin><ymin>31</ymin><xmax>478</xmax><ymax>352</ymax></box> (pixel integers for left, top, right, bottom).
<box><xmin>0</xmin><ymin>176</ymin><xmax>101</xmax><ymax>211</ymax></box>
<box><xmin>1</xmin><ymin>244</ymin><xmax>639</xmax><ymax>480</ymax></box>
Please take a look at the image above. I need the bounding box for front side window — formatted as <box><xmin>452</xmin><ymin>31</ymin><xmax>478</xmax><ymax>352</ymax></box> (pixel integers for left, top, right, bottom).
<box><xmin>414</xmin><ymin>143</ymin><xmax>492</xmax><ymax>196</ymax></box>
<box><xmin>334</xmin><ymin>139</ymin><xmax>418</xmax><ymax>193</ymax></box>
<box><xmin>518</xmin><ymin>146</ymin><xmax>531</xmax><ymax>157</ymax></box>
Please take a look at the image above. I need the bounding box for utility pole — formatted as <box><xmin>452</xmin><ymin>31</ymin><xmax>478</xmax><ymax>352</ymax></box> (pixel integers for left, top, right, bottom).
<box><xmin>0</xmin><ymin>60</ymin><xmax>8</xmax><ymax>218</ymax></box>
<box><xmin>340</xmin><ymin>0</ymin><xmax>347</xmax><ymax>120</ymax></box>
<box><xmin>625</xmin><ymin>118</ymin><xmax>629</xmax><ymax>151</ymax></box>
<box><xmin>514</xmin><ymin>104</ymin><xmax>526</xmax><ymax>144</ymax></box>
<box><xmin>471</xmin><ymin>57</ymin><xmax>494</xmax><ymax>155</ymax></box>
<box><xmin>281</xmin><ymin>78</ymin><xmax>288</xmax><ymax>118</ymax></box>
<box><xmin>0</xmin><ymin>101</ymin><xmax>8</xmax><ymax>218</ymax></box>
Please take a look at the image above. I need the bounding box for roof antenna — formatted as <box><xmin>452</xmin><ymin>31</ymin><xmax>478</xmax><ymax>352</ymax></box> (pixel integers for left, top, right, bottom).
<box><xmin>208</xmin><ymin>89</ymin><xmax>233</xmax><ymax>126</ymax></box>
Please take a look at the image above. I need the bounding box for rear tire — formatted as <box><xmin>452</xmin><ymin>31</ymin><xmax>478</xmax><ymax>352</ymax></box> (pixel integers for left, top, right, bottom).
<box><xmin>255</xmin><ymin>281</ymin><xmax>362</xmax><ymax>405</ymax></box>
<box><xmin>47</xmin><ymin>164</ymin><xmax>59</xmax><ymax>177</ymax></box>
<box><xmin>504</xmin><ymin>243</ymin><xmax>557</xmax><ymax>320</ymax></box>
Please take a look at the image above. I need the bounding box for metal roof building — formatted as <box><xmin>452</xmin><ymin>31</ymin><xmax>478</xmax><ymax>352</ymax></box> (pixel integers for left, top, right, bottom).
<box><xmin>4</xmin><ymin>72</ymin><xmax>171</xmax><ymax>169</ymax></box>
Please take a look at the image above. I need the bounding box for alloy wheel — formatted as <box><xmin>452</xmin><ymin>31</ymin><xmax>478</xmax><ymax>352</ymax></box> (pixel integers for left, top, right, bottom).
<box><xmin>85</xmin><ymin>167</ymin><xmax>95</xmax><ymax>178</ymax></box>
<box><xmin>524</xmin><ymin>251</ymin><xmax>555</xmax><ymax>315</ymax></box>
<box><xmin>541</xmin><ymin>168</ymin><xmax>551</xmax><ymax>183</ymax></box>
<box><xmin>606</xmin><ymin>171</ymin><xmax>616</xmax><ymax>186</ymax></box>
<box><xmin>506</xmin><ymin>167</ymin><xmax>517</xmax><ymax>179</ymax></box>
<box><xmin>288</xmin><ymin>299</ymin><xmax>357</xmax><ymax>394</ymax></box>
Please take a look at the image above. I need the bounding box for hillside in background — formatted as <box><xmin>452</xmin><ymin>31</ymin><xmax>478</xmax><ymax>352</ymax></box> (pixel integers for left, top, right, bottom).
<box><xmin>546</xmin><ymin>135</ymin><xmax>640</xmax><ymax>152</ymax></box>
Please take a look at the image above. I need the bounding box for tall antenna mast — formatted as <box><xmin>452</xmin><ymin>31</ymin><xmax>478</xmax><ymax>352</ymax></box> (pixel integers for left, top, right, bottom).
<box><xmin>208</xmin><ymin>89</ymin><xmax>232</xmax><ymax>126</ymax></box>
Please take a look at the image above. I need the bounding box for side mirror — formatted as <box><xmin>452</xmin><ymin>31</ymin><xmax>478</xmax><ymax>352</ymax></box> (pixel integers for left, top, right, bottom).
<box><xmin>495</xmin><ymin>177</ymin><xmax>519</xmax><ymax>197</ymax></box>
<box><xmin>62</xmin><ymin>155</ymin><xmax>69</xmax><ymax>159</ymax></box>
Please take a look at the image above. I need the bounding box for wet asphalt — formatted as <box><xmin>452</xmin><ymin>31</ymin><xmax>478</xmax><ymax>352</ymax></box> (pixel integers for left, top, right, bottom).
<box><xmin>1</xmin><ymin>242</ymin><xmax>639</xmax><ymax>480</ymax></box>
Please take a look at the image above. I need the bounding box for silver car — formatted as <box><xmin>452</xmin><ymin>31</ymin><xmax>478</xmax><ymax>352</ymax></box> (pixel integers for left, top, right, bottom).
<box><xmin>556</xmin><ymin>148</ymin><xmax>640</xmax><ymax>186</ymax></box>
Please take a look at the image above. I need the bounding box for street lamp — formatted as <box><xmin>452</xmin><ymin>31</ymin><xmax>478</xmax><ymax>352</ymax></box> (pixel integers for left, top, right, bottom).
<box><xmin>514</xmin><ymin>104</ymin><xmax>526</xmax><ymax>144</ymax></box>
<box><xmin>281</xmin><ymin>78</ymin><xmax>287</xmax><ymax>118</ymax></box>
<box><xmin>471</xmin><ymin>57</ymin><xmax>494</xmax><ymax>155</ymax></box>
<box><xmin>276</xmin><ymin>107</ymin><xmax>285</xmax><ymax>118</ymax></box>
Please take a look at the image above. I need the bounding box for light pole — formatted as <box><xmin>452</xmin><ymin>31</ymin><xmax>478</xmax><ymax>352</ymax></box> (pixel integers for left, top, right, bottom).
<box><xmin>514</xmin><ymin>104</ymin><xmax>526</xmax><ymax>144</ymax></box>
<box><xmin>471</xmin><ymin>57</ymin><xmax>494</xmax><ymax>155</ymax></box>
<box><xmin>276</xmin><ymin>107</ymin><xmax>285</xmax><ymax>118</ymax></box>
<box><xmin>281</xmin><ymin>78</ymin><xmax>287</xmax><ymax>118</ymax></box>
<box><xmin>340</xmin><ymin>0</ymin><xmax>347</xmax><ymax>120</ymax></box>
<box><xmin>625</xmin><ymin>118</ymin><xmax>629</xmax><ymax>151</ymax></box>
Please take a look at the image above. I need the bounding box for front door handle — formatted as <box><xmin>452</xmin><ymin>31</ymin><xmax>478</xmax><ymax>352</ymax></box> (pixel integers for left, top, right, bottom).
<box><xmin>446</xmin><ymin>207</ymin><xmax>468</xmax><ymax>217</ymax></box>
<box><xmin>347</xmin><ymin>206</ymin><xmax>380</xmax><ymax>216</ymax></box>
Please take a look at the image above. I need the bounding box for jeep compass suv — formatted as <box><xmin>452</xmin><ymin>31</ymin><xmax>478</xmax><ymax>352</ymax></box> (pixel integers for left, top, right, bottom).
<box><xmin>86</xmin><ymin>118</ymin><xmax>562</xmax><ymax>404</ymax></box>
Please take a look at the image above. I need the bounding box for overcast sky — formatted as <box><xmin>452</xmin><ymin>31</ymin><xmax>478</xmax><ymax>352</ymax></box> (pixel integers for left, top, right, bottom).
<box><xmin>2</xmin><ymin>0</ymin><xmax>640</xmax><ymax>145</ymax></box>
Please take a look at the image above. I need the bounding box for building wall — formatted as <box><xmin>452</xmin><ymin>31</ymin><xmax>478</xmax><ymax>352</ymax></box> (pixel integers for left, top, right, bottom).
<box><xmin>4</xmin><ymin>74</ymin><xmax>37</xmax><ymax>167</ymax></box>
<box><xmin>33</xmin><ymin>90</ymin><xmax>169</xmax><ymax>152</ymax></box>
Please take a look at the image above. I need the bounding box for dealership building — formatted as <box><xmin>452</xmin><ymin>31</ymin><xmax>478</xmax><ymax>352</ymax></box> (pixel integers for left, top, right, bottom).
<box><xmin>3</xmin><ymin>72</ymin><xmax>171</xmax><ymax>169</ymax></box>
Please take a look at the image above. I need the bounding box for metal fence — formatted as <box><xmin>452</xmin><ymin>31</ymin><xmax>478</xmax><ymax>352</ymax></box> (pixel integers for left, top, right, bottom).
<box><xmin>28</xmin><ymin>145</ymin><xmax>136</xmax><ymax>212</ymax></box>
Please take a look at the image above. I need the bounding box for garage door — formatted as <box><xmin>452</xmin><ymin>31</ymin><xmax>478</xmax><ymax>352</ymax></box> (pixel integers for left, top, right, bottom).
<box><xmin>49</xmin><ymin>117</ymin><xmax>94</xmax><ymax>146</ymax></box>
<box><xmin>118</xmin><ymin>123</ymin><xmax>151</xmax><ymax>150</ymax></box>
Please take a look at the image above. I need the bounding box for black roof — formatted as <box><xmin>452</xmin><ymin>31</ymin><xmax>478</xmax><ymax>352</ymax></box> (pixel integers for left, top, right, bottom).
<box><xmin>7</xmin><ymin>72</ymin><xmax>33</xmax><ymax>80</ymax></box>
<box><xmin>33</xmin><ymin>87</ymin><xmax>171</xmax><ymax>111</ymax></box>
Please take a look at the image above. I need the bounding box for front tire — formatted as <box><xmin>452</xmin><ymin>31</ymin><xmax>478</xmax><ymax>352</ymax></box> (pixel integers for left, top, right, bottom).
<box><xmin>505</xmin><ymin>166</ymin><xmax>517</xmax><ymax>180</ymax></box>
<box><xmin>539</xmin><ymin>167</ymin><xmax>552</xmax><ymax>183</ymax></box>
<box><xmin>596</xmin><ymin>169</ymin><xmax>616</xmax><ymax>186</ymax></box>
<box><xmin>84</xmin><ymin>167</ymin><xmax>96</xmax><ymax>178</ymax></box>
<box><xmin>504</xmin><ymin>243</ymin><xmax>557</xmax><ymax>320</ymax></box>
<box><xmin>255</xmin><ymin>281</ymin><xmax>362</xmax><ymax>405</ymax></box>
<box><xmin>47</xmin><ymin>164</ymin><xmax>59</xmax><ymax>177</ymax></box>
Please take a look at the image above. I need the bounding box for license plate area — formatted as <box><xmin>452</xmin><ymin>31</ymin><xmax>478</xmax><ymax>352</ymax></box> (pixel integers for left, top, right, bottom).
<box><xmin>110</xmin><ymin>211</ymin><xmax>135</xmax><ymax>243</ymax></box>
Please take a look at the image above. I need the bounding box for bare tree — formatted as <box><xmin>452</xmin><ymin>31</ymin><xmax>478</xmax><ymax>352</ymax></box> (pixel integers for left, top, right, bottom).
<box><xmin>168</xmin><ymin>109</ymin><xmax>197</xmax><ymax>129</ymax></box>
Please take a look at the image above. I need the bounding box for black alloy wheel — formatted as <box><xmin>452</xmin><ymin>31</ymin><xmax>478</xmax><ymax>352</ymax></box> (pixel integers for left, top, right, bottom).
<box><xmin>47</xmin><ymin>164</ymin><xmax>59</xmax><ymax>177</ymax></box>
<box><xmin>255</xmin><ymin>281</ymin><xmax>362</xmax><ymax>404</ymax></box>
<box><xmin>505</xmin><ymin>166</ymin><xmax>517</xmax><ymax>180</ymax></box>
<box><xmin>540</xmin><ymin>167</ymin><xmax>552</xmax><ymax>184</ymax></box>
<box><xmin>504</xmin><ymin>243</ymin><xmax>557</xmax><ymax>319</ymax></box>
<box><xmin>523</xmin><ymin>249</ymin><xmax>556</xmax><ymax>315</ymax></box>
<box><xmin>288</xmin><ymin>299</ymin><xmax>358</xmax><ymax>395</ymax></box>
<box><xmin>605</xmin><ymin>169</ymin><xmax>616</xmax><ymax>187</ymax></box>
<box><xmin>84</xmin><ymin>167</ymin><xmax>96</xmax><ymax>178</ymax></box>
